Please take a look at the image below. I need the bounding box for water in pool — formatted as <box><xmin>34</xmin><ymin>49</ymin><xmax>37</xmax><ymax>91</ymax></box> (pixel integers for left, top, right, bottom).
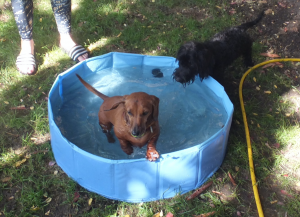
<box><xmin>55</xmin><ymin>66</ymin><xmax>228</xmax><ymax>160</ymax></box>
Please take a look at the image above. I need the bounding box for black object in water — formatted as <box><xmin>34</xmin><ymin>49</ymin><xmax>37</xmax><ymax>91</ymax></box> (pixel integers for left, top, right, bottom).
<box><xmin>152</xmin><ymin>68</ymin><xmax>163</xmax><ymax>77</ymax></box>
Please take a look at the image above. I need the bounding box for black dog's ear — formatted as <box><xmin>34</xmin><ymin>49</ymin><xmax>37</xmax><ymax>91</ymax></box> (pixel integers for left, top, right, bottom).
<box><xmin>198</xmin><ymin>49</ymin><xmax>215</xmax><ymax>81</ymax></box>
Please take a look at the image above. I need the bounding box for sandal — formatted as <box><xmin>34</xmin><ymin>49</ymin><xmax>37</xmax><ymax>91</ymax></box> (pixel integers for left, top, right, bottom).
<box><xmin>16</xmin><ymin>53</ymin><xmax>37</xmax><ymax>75</ymax></box>
<box><xmin>60</xmin><ymin>44</ymin><xmax>89</xmax><ymax>63</ymax></box>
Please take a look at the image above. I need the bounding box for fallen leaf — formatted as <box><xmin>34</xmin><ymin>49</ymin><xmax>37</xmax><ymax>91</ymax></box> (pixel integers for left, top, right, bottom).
<box><xmin>262</xmin><ymin>63</ymin><xmax>277</xmax><ymax>68</ymax></box>
<box><xmin>257</xmin><ymin>123</ymin><xmax>261</xmax><ymax>128</ymax></box>
<box><xmin>193</xmin><ymin>211</ymin><xmax>216</xmax><ymax>217</ymax></box>
<box><xmin>265</xmin><ymin>9</ymin><xmax>273</xmax><ymax>15</ymax></box>
<box><xmin>278</xmin><ymin>2</ymin><xmax>287</xmax><ymax>8</ymax></box>
<box><xmin>285</xmin><ymin>113</ymin><xmax>290</xmax><ymax>117</ymax></box>
<box><xmin>39</xmin><ymin>18</ymin><xmax>43</xmax><ymax>22</ymax></box>
<box><xmin>256</xmin><ymin>86</ymin><xmax>260</xmax><ymax>90</ymax></box>
<box><xmin>117</xmin><ymin>32</ymin><xmax>122</xmax><ymax>37</ymax></box>
<box><xmin>229</xmin><ymin>9</ymin><xmax>236</xmax><ymax>15</ymax></box>
<box><xmin>152</xmin><ymin>212</ymin><xmax>160</xmax><ymax>217</ymax></box>
<box><xmin>235</xmin><ymin>166</ymin><xmax>239</xmax><ymax>172</ymax></box>
<box><xmin>30</xmin><ymin>106</ymin><xmax>34</xmax><ymax>110</ymax></box>
<box><xmin>143</xmin><ymin>36</ymin><xmax>150</xmax><ymax>41</ymax></box>
<box><xmin>186</xmin><ymin>181</ymin><xmax>213</xmax><ymax>200</ymax></box>
<box><xmin>253</xmin><ymin>77</ymin><xmax>257</xmax><ymax>82</ymax></box>
<box><xmin>1</xmin><ymin>177</ymin><xmax>12</xmax><ymax>183</ymax></box>
<box><xmin>73</xmin><ymin>192</ymin><xmax>80</xmax><ymax>202</ymax></box>
<box><xmin>78</xmin><ymin>22</ymin><xmax>83</xmax><ymax>27</ymax></box>
<box><xmin>228</xmin><ymin>172</ymin><xmax>237</xmax><ymax>186</ymax></box>
<box><xmin>264</xmin><ymin>91</ymin><xmax>271</xmax><ymax>94</ymax></box>
<box><xmin>237</xmin><ymin>211</ymin><xmax>242</xmax><ymax>216</ymax></box>
<box><xmin>253</xmin><ymin>113</ymin><xmax>258</xmax><ymax>116</ymax></box>
<box><xmin>45</xmin><ymin>197</ymin><xmax>52</xmax><ymax>203</ymax></box>
<box><xmin>275</xmin><ymin>62</ymin><xmax>284</xmax><ymax>68</ymax></box>
<box><xmin>281</xmin><ymin>190</ymin><xmax>293</xmax><ymax>198</ymax></box>
<box><xmin>212</xmin><ymin>190</ymin><xmax>224</xmax><ymax>196</ymax></box>
<box><xmin>274</xmin><ymin>85</ymin><xmax>277</xmax><ymax>88</ymax></box>
<box><xmin>4</xmin><ymin>101</ymin><xmax>9</xmax><ymax>104</ymax></box>
<box><xmin>54</xmin><ymin>170</ymin><xmax>58</xmax><ymax>175</ymax></box>
<box><xmin>236</xmin><ymin>120</ymin><xmax>240</xmax><ymax>124</ymax></box>
<box><xmin>88</xmin><ymin>198</ymin><xmax>93</xmax><ymax>206</ymax></box>
<box><xmin>270</xmin><ymin>200</ymin><xmax>278</xmax><ymax>204</ymax></box>
<box><xmin>265</xmin><ymin>143</ymin><xmax>272</xmax><ymax>149</ymax></box>
<box><xmin>260</xmin><ymin>53</ymin><xmax>280</xmax><ymax>58</ymax></box>
<box><xmin>9</xmin><ymin>196</ymin><xmax>14</xmax><ymax>200</ymax></box>
<box><xmin>30</xmin><ymin>205</ymin><xmax>39</xmax><ymax>211</ymax></box>
<box><xmin>278</xmin><ymin>201</ymin><xmax>284</xmax><ymax>205</ymax></box>
<box><xmin>10</xmin><ymin>105</ymin><xmax>26</xmax><ymax>110</ymax></box>
<box><xmin>166</xmin><ymin>212</ymin><xmax>174</xmax><ymax>217</ymax></box>
<box><xmin>49</xmin><ymin>161</ymin><xmax>56</xmax><ymax>166</ymax></box>
<box><xmin>45</xmin><ymin>210</ymin><xmax>50</xmax><ymax>215</ymax></box>
<box><xmin>15</xmin><ymin>158</ymin><xmax>26</xmax><ymax>167</ymax></box>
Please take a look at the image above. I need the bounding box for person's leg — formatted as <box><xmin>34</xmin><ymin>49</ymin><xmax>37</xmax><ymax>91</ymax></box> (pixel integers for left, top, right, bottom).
<box><xmin>51</xmin><ymin>0</ymin><xmax>88</xmax><ymax>62</ymax></box>
<box><xmin>11</xmin><ymin>0</ymin><xmax>36</xmax><ymax>75</ymax></box>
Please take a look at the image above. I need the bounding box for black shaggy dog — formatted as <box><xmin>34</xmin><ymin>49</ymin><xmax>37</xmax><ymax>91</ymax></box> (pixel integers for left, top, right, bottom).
<box><xmin>173</xmin><ymin>11</ymin><xmax>265</xmax><ymax>86</ymax></box>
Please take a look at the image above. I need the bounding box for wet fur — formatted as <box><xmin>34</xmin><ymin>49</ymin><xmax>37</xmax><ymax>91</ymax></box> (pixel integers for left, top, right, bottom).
<box><xmin>173</xmin><ymin>11</ymin><xmax>265</xmax><ymax>85</ymax></box>
<box><xmin>76</xmin><ymin>74</ymin><xmax>160</xmax><ymax>161</ymax></box>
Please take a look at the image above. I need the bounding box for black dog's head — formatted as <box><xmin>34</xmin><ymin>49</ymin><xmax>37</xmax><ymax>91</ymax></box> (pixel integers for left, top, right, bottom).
<box><xmin>172</xmin><ymin>41</ymin><xmax>215</xmax><ymax>86</ymax></box>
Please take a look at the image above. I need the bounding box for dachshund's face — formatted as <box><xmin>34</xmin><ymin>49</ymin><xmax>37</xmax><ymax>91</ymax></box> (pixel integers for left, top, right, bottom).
<box><xmin>124</xmin><ymin>92</ymin><xmax>159</xmax><ymax>138</ymax></box>
<box><xmin>172</xmin><ymin>41</ymin><xmax>215</xmax><ymax>86</ymax></box>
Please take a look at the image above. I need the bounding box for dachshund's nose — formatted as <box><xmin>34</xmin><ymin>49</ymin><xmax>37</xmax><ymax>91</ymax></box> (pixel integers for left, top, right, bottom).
<box><xmin>131</xmin><ymin>129</ymin><xmax>140</xmax><ymax>137</ymax></box>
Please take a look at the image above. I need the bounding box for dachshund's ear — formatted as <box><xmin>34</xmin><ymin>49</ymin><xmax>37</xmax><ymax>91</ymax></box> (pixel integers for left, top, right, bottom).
<box><xmin>105</xmin><ymin>96</ymin><xmax>127</xmax><ymax>111</ymax></box>
<box><xmin>150</xmin><ymin>95</ymin><xmax>160</xmax><ymax>121</ymax></box>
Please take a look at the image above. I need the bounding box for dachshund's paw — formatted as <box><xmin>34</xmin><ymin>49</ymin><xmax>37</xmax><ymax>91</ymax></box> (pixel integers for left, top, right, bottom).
<box><xmin>146</xmin><ymin>148</ymin><xmax>159</xmax><ymax>162</ymax></box>
<box><xmin>123</xmin><ymin>146</ymin><xmax>133</xmax><ymax>155</ymax></box>
<box><xmin>104</xmin><ymin>132</ymin><xmax>115</xmax><ymax>143</ymax></box>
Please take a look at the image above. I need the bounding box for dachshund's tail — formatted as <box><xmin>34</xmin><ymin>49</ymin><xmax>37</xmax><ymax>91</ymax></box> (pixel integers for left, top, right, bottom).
<box><xmin>76</xmin><ymin>74</ymin><xmax>109</xmax><ymax>100</ymax></box>
<box><xmin>239</xmin><ymin>10</ymin><xmax>265</xmax><ymax>30</ymax></box>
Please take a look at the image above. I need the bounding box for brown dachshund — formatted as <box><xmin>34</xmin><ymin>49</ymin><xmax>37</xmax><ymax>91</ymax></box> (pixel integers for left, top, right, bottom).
<box><xmin>76</xmin><ymin>74</ymin><xmax>160</xmax><ymax>161</ymax></box>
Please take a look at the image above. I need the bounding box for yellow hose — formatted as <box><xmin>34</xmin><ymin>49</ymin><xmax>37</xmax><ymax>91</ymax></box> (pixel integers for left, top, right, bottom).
<box><xmin>239</xmin><ymin>58</ymin><xmax>300</xmax><ymax>217</ymax></box>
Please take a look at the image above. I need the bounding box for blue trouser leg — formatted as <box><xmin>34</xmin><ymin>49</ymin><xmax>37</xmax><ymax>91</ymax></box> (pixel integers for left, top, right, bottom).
<box><xmin>11</xmin><ymin>0</ymin><xmax>72</xmax><ymax>40</ymax></box>
<box><xmin>11</xmin><ymin>0</ymin><xmax>34</xmax><ymax>40</ymax></box>
<box><xmin>50</xmin><ymin>0</ymin><xmax>72</xmax><ymax>34</ymax></box>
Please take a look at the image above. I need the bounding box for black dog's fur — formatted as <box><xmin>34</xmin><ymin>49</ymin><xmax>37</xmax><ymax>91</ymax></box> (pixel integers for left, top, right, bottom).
<box><xmin>173</xmin><ymin>11</ymin><xmax>265</xmax><ymax>86</ymax></box>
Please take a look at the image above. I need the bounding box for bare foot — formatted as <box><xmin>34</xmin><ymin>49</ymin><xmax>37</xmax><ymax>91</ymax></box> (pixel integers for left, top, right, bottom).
<box><xmin>17</xmin><ymin>39</ymin><xmax>36</xmax><ymax>75</ymax></box>
<box><xmin>60</xmin><ymin>34</ymin><xmax>88</xmax><ymax>62</ymax></box>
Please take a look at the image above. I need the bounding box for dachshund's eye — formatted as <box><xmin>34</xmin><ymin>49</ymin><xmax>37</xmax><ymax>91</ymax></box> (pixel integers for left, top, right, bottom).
<box><xmin>127</xmin><ymin>111</ymin><xmax>133</xmax><ymax>116</ymax></box>
<box><xmin>142</xmin><ymin>111</ymin><xmax>149</xmax><ymax>116</ymax></box>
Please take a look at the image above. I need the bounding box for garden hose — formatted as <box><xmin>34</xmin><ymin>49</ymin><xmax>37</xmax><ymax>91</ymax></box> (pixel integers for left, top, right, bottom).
<box><xmin>239</xmin><ymin>58</ymin><xmax>300</xmax><ymax>217</ymax></box>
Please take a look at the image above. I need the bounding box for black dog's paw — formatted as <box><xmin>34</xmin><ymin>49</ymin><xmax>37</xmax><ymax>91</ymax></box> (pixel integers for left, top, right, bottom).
<box><xmin>152</xmin><ymin>68</ymin><xmax>163</xmax><ymax>77</ymax></box>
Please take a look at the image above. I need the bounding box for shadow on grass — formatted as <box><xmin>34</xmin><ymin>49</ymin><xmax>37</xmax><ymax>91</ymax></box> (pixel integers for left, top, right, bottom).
<box><xmin>1</xmin><ymin>0</ymin><xmax>300</xmax><ymax>216</ymax></box>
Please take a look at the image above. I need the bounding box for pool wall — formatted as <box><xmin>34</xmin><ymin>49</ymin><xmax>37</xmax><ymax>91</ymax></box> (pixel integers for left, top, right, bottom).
<box><xmin>48</xmin><ymin>52</ymin><xmax>233</xmax><ymax>202</ymax></box>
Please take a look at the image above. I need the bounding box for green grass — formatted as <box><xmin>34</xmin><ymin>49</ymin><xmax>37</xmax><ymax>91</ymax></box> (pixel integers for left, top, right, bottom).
<box><xmin>1</xmin><ymin>0</ymin><xmax>300</xmax><ymax>216</ymax></box>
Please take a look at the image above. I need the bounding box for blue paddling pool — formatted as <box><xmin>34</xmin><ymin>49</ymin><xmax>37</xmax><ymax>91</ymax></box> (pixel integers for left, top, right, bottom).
<box><xmin>48</xmin><ymin>52</ymin><xmax>233</xmax><ymax>202</ymax></box>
